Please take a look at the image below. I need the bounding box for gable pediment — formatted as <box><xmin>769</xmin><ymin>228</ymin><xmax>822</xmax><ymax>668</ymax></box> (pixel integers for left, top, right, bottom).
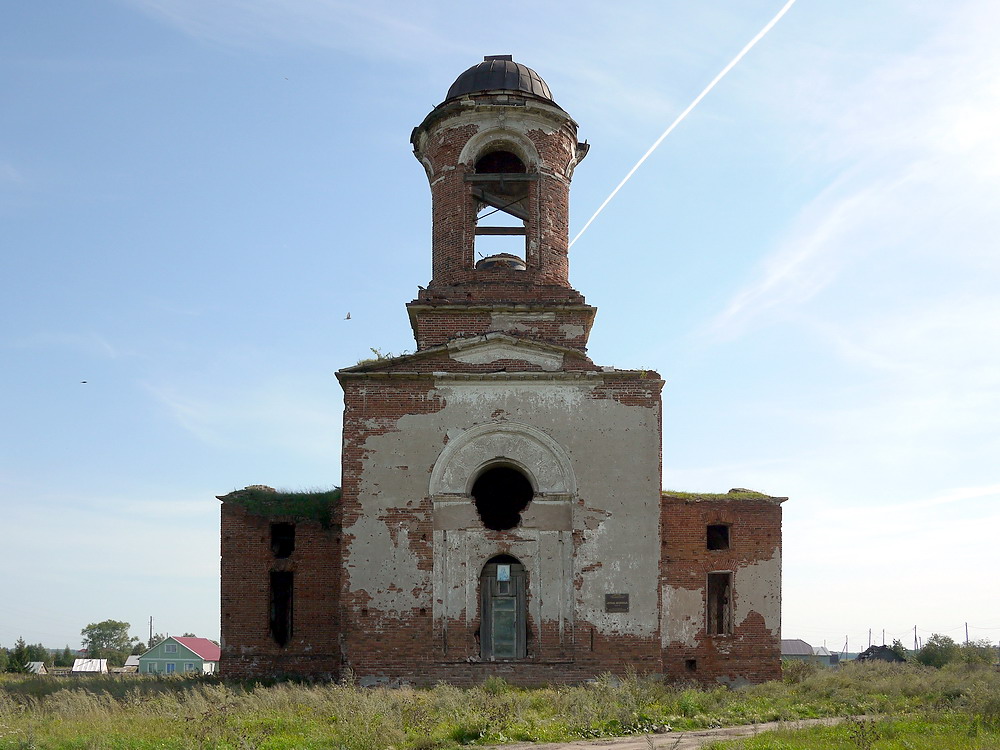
<box><xmin>446</xmin><ymin>333</ymin><xmax>574</xmax><ymax>371</ymax></box>
<box><xmin>337</xmin><ymin>332</ymin><xmax>589</xmax><ymax>376</ymax></box>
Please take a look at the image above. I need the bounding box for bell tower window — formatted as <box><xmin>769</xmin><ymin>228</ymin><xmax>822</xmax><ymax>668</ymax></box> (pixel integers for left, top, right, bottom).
<box><xmin>471</xmin><ymin>149</ymin><xmax>531</xmax><ymax>267</ymax></box>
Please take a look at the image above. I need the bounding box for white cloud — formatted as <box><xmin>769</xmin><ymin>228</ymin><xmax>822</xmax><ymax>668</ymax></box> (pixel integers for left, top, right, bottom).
<box><xmin>710</xmin><ymin>0</ymin><xmax>1000</xmax><ymax>336</ymax></box>
<box><xmin>146</xmin><ymin>378</ymin><xmax>341</xmax><ymax>460</ymax></box>
<box><xmin>122</xmin><ymin>0</ymin><xmax>468</xmax><ymax>59</ymax></box>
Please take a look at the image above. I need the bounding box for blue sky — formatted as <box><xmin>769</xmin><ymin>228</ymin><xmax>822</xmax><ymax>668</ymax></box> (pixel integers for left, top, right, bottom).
<box><xmin>3</xmin><ymin>0</ymin><xmax>998</xmax><ymax>655</ymax></box>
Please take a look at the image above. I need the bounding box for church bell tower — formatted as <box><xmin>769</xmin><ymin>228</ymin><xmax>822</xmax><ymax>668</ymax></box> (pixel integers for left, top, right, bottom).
<box><xmin>407</xmin><ymin>54</ymin><xmax>595</xmax><ymax>352</ymax></box>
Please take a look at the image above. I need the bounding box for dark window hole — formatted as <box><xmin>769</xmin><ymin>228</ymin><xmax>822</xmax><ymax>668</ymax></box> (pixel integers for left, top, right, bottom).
<box><xmin>269</xmin><ymin>571</ymin><xmax>293</xmax><ymax>647</ymax></box>
<box><xmin>475</xmin><ymin>150</ymin><xmax>526</xmax><ymax>174</ymax></box>
<box><xmin>271</xmin><ymin>522</ymin><xmax>295</xmax><ymax>558</ymax></box>
<box><xmin>707</xmin><ymin>524</ymin><xmax>730</xmax><ymax>551</ymax></box>
<box><xmin>472</xmin><ymin>466</ymin><xmax>533</xmax><ymax>530</ymax></box>
<box><xmin>707</xmin><ymin>572</ymin><xmax>733</xmax><ymax>636</ymax></box>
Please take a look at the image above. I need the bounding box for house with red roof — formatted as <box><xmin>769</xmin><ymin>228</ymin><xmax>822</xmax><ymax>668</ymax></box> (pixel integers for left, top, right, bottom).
<box><xmin>138</xmin><ymin>636</ymin><xmax>220</xmax><ymax>675</ymax></box>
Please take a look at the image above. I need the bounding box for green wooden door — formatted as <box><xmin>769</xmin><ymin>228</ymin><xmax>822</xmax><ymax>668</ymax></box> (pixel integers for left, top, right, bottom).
<box><xmin>480</xmin><ymin>558</ymin><xmax>526</xmax><ymax>659</ymax></box>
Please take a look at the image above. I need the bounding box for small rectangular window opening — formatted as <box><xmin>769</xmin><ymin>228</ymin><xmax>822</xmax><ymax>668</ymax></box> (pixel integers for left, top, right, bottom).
<box><xmin>707</xmin><ymin>524</ymin><xmax>730</xmax><ymax>550</ymax></box>
<box><xmin>685</xmin><ymin>658</ymin><xmax>697</xmax><ymax>671</ymax></box>
<box><xmin>707</xmin><ymin>572</ymin><xmax>733</xmax><ymax>636</ymax></box>
<box><xmin>269</xmin><ymin>571</ymin><xmax>293</xmax><ymax>647</ymax></box>
<box><xmin>271</xmin><ymin>522</ymin><xmax>295</xmax><ymax>558</ymax></box>
<box><xmin>475</xmin><ymin>208</ymin><xmax>527</xmax><ymax>265</ymax></box>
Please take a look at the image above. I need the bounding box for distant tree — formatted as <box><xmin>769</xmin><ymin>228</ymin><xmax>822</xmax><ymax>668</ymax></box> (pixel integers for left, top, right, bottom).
<box><xmin>917</xmin><ymin>633</ymin><xmax>961</xmax><ymax>668</ymax></box>
<box><xmin>959</xmin><ymin>639</ymin><xmax>997</xmax><ymax>665</ymax></box>
<box><xmin>148</xmin><ymin>632</ymin><xmax>166</xmax><ymax>649</ymax></box>
<box><xmin>181</xmin><ymin>633</ymin><xmax>196</xmax><ymax>638</ymax></box>
<box><xmin>81</xmin><ymin>620</ymin><xmax>139</xmax><ymax>666</ymax></box>
<box><xmin>53</xmin><ymin>645</ymin><xmax>75</xmax><ymax>667</ymax></box>
<box><xmin>889</xmin><ymin>639</ymin><xmax>909</xmax><ymax>661</ymax></box>
<box><xmin>130</xmin><ymin>643</ymin><xmax>146</xmax><ymax>655</ymax></box>
<box><xmin>23</xmin><ymin>643</ymin><xmax>48</xmax><ymax>665</ymax></box>
<box><xmin>7</xmin><ymin>638</ymin><xmax>30</xmax><ymax>673</ymax></box>
<box><xmin>0</xmin><ymin>647</ymin><xmax>9</xmax><ymax>672</ymax></box>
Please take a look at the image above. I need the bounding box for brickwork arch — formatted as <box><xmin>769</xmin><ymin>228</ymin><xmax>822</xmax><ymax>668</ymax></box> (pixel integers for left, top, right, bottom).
<box><xmin>459</xmin><ymin>129</ymin><xmax>541</xmax><ymax>171</ymax></box>
<box><xmin>429</xmin><ymin>421</ymin><xmax>576</xmax><ymax>499</ymax></box>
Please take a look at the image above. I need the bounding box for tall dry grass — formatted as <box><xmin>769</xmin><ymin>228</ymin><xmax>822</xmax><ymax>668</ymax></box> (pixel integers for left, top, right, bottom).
<box><xmin>0</xmin><ymin>662</ymin><xmax>996</xmax><ymax>748</ymax></box>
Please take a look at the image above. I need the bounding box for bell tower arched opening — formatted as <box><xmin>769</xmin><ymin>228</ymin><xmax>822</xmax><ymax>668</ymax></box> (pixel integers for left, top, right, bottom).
<box><xmin>471</xmin><ymin>465</ymin><xmax>533</xmax><ymax>530</ymax></box>
<box><xmin>472</xmin><ymin>148</ymin><xmax>530</xmax><ymax>268</ymax></box>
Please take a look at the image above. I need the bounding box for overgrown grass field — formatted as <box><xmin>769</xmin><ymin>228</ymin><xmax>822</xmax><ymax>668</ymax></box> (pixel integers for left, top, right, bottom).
<box><xmin>0</xmin><ymin>662</ymin><xmax>997</xmax><ymax>749</ymax></box>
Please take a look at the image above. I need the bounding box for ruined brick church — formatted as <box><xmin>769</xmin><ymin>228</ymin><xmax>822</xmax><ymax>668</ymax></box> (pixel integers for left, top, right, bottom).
<box><xmin>220</xmin><ymin>56</ymin><xmax>783</xmax><ymax>685</ymax></box>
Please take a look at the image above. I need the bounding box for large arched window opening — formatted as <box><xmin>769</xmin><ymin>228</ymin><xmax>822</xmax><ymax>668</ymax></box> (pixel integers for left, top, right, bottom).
<box><xmin>480</xmin><ymin>555</ymin><xmax>527</xmax><ymax>660</ymax></box>
<box><xmin>472</xmin><ymin>149</ymin><xmax>529</xmax><ymax>267</ymax></box>
<box><xmin>471</xmin><ymin>465</ymin><xmax>533</xmax><ymax>530</ymax></box>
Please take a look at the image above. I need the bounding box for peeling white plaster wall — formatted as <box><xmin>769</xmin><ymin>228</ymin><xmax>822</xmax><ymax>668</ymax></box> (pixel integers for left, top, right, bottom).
<box><xmin>344</xmin><ymin>377</ymin><xmax>661</xmax><ymax>639</ymax></box>
<box><xmin>663</xmin><ymin>585</ymin><xmax>703</xmax><ymax>648</ymax></box>
<box><xmin>734</xmin><ymin>547</ymin><xmax>782</xmax><ymax>634</ymax></box>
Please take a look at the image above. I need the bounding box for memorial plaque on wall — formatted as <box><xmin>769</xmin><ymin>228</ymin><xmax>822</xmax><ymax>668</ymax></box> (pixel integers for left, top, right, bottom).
<box><xmin>604</xmin><ymin>593</ymin><xmax>630</xmax><ymax>613</ymax></box>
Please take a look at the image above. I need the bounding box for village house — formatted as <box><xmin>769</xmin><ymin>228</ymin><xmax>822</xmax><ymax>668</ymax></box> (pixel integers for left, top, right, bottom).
<box><xmin>219</xmin><ymin>56</ymin><xmax>784</xmax><ymax>685</ymax></box>
<box><xmin>139</xmin><ymin>636</ymin><xmax>220</xmax><ymax>675</ymax></box>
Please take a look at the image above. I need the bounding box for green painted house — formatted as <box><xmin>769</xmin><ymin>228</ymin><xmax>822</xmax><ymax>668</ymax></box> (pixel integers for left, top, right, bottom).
<box><xmin>138</xmin><ymin>636</ymin><xmax>220</xmax><ymax>675</ymax></box>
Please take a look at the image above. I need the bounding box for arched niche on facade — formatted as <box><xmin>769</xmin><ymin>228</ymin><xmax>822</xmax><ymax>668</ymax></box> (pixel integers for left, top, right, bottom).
<box><xmin>429</xmin><ymin>422</ymin><xmax>576</xmax><ymax>500</ymax></box>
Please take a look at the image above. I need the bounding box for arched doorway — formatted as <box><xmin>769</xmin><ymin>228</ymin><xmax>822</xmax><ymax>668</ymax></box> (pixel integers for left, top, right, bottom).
<box><xmin>480</xmin><ymin>554</ymin><xmax>526</xmax><ymax>659</ymax></box>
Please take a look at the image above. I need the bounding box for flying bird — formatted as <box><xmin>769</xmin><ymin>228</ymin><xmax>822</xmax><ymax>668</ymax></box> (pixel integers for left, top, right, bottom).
<box><xmin>345</xmin><ymin>312</ymin><xmax>351</xmax><ymax>320</ymax></box>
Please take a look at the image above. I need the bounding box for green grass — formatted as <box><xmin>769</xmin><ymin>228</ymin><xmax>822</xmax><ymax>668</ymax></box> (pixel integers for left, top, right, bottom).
<box><xmin>220</xmin><ymin>486</ymin><xmax>341</xmax><ymax>527</ymax></box>
<box><xmin>705</xmin><ymin>713</ymin><xmax>1000</xmax><ymax>749</ymax></box>
<box><xmin>0</xmin><ymin>663</ymin><xmax>997</xmax><ymax>749</ymax></box>
<box><xmin>662</xmin><ymin>489</ymin><xmax>781</xmax><ymax>502</ymax></box>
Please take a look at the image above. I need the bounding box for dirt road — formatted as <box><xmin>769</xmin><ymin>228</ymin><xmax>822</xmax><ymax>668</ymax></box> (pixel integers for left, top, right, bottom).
<box><xmin>484</xmin><ymin>717</ymin><xmax>846</xmax><ymax>750</ymax></box>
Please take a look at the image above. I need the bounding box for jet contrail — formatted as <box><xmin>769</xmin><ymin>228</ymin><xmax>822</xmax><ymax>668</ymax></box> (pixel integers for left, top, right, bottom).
<box><xmin>569</xmin><ymin>0</ymin><xmax>800</xmax><ymax>249</ymax></box>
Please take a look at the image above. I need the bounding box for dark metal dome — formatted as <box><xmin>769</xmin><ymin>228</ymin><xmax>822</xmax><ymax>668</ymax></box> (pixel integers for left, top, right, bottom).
<box><xmin>446</xmin><ymin>55</ymin><xmax>554</xmax><ymax>102</ymax></box>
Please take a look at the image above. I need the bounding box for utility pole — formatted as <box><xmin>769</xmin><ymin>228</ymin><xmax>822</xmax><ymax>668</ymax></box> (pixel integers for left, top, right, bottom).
<box><xmin>868</xmin><ymin>628</ymin><xmax>872</xmax><ymax>648</ymax></box>
<box><xmin>913</xmin><ymin>625</ymin><xmax>918</xmax><ymax>651</ymax></box>
<box><xmin>149</xmin><ymin>616</ymin><xmax>153</xmax><ymax>646</ymax></box>
<box><xmin>965</xmin><ymin>622</ymin><xmax>969</xmax><ymax>644</ymax></box>
<box><xmin>882</xmin><ymin>628</ymin><xmax>885</xmax><ymax>646</ymax></box>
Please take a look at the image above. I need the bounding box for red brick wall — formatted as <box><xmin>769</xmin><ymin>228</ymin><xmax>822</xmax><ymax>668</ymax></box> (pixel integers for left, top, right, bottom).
<box><xmin>407</xmin><ymin>304</ymin><xmax>596</xmax><ymax>351</ymax></box>
<box><xmin>219</xmin><ymin>502</ymin><xmax>343</xmax><ymax>679</ymax></box>
<box><xmin>660</xmin><ymin>494</ymin><xmax>783</xmax><ymax>683</ymax></box>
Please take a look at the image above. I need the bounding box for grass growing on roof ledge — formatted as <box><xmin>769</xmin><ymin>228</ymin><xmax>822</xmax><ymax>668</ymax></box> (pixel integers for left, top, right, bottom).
<box><xmin>662</xmin><ymin>488</ymin><xmax>772</xmax><ymax>502</ymax></box>
<box><xmin>222</xmin><ymin>485</ymin><xmax>341</xmax><ymax>527</ymax></box>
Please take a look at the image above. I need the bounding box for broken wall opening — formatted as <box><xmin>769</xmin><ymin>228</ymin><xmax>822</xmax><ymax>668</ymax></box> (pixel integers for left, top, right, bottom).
<box><xmin>269</xmin><ymin>571</ymin><xmax>293</xmax><ymax>646</ymax></box>
<box><xmin>271</xmin><ymin>522</ymin><xmax>295</xmax><ymax>558</ymax></box>
<box><xmin>707</xmin><ymin>572</ymin><xmax>733</xmax><ymax>636</ymax></box>
<box><xmin>707</xmin><ymin>524</ymin><xmax>730</xmax><ymax>550</ymax></box>
<box><xmin>471</xmin><ymin>466</ymin><xmax>533</xmax><ymax>530</ymax></box>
